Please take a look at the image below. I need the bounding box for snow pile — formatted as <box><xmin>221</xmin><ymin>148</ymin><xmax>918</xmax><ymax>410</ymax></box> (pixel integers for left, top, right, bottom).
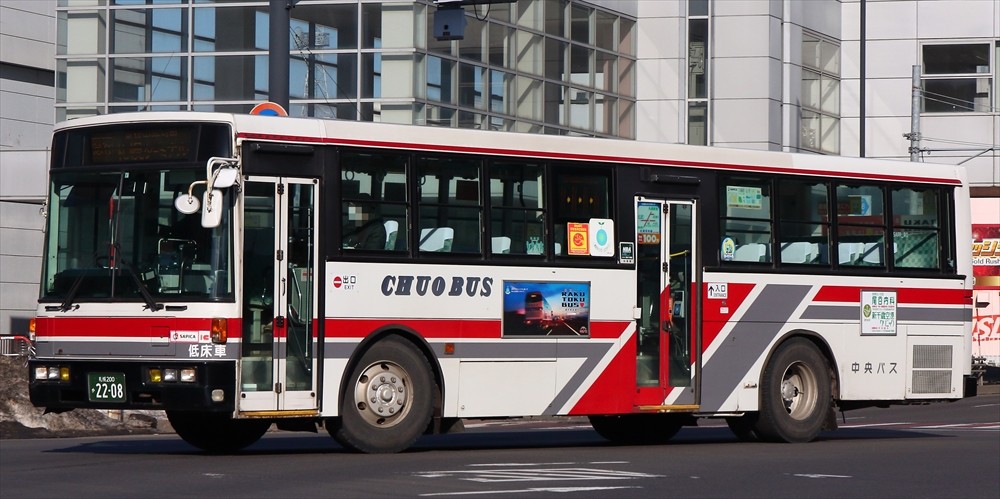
<box><xmin>0</xmin><ymin>356</ymin><xmax>163</xmax><ymax>438</ymax></box>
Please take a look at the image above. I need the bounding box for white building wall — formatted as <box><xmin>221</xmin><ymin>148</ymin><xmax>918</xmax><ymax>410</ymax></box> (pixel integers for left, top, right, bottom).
<box><xmin>633</xmin><ymin>1</ymin><xmax>684</xmax><ymax>144</ymax></box>
<box><xmin>628</xmin><ymin>0</ymin><xmax>997</xmax><ymax>187</ymax></box>
<box><xmin>843</xmin><ymin>0</ymin><xmax>998</xmax><ymax>186</ymax></box>
<box><xmin>0</xmin><ymin>0</ymin><xmax>55</xmax><ymax>335</ymax></box>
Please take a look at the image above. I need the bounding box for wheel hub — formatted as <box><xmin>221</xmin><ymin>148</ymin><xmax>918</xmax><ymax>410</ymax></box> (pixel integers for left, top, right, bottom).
<box><xmin>354</xmin><ymin>361</ymin><xmax>410</xmax><ymax>427</ymax></box>
<box><xmin>780</xmin><ymin>379</ymin><xmax>800</xmax><ymax>401</ymax></box>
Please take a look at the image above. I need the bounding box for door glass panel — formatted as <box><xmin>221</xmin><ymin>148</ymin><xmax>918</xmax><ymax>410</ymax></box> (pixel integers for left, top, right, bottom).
<box><xmin>241</xmin><ymin>182</ymin><xmax>276</xmax><ymax>392</ymax></box>
<box><xmin>285</xmin><ymin>182</ymin><xmax>314</xmax><ymax>391</ymax></box>
<box><xmin>635</xmin><ymin>201</ymin><xmax>662</xmax><ymax>387</ymax></box>
<box><xmin>667</xmin><ymin>204</ymin><xmax>692</xmax><ymax>387</ymax></box>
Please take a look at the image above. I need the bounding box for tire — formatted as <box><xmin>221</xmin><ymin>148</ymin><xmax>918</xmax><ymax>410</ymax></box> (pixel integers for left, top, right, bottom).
<box><xmin>588</xmin><ymin>414</ymin><xmax>685</xmax><ymax>445</ymax></box>
<box><xmin>167</xmin><ymin>411</ymin><xmax>270</xmax><ymax>453</ymax></box>
<box><xmin>328</xmin><ymin>337</ymin><xmax>434</xmax><ymax>453</ymax></box>
<box><xmin>754</xmin><ymin>338</ymin><xmax>831</xmax><ymax>443</ymax></box>
<box><xmin>725</xmin><ymin>414</ymin><xmax>759</xmax><ymax>442</ymax></box>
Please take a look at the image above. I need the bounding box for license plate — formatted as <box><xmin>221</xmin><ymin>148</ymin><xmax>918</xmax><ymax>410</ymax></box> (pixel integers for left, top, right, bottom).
<box><xmin>88</xmin><ymin>372</ymin><xmax>126</xmax><ymax>403</ymax></box>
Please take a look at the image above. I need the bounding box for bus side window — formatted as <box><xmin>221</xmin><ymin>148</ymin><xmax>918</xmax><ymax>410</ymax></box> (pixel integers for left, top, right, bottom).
<box><xmin>417</xmin><ymin>155</ymin><xmax>482</xmax><ymax>254</ymax></box>
<box><xmin>552</xmin><ymin>167</ymin><xmax>611</xmax><ymax>257</ymax></box>
<box><xmin>340</xmin><ymin>150</ymin><xmax>409</xmax><ymax>252</ymax></box>
<box><xmin>489</xmin><ymin>161</ymin><xmax>545</xmax><ymax>256</ymax></box>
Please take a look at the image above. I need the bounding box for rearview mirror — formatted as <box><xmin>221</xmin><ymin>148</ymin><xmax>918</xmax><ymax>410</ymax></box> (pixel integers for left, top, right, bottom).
<box><xmin>213</xmin><ymin>167</ymin><xmax>239</xmax><ymax>188</ymax></box>
<box><xmin>201</xmin><ymin>189</ymin><xmax>223</xmax><ymax>228</ymax></box>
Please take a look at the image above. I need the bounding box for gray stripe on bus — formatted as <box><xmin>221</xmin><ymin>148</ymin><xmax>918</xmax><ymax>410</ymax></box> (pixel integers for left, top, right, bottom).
<box><xmin>674</xmin><ymin>284</ymin><xmax>812</xmax><ymax>411</ymax></box>
<box><xmin>802</xmin><ymin>305</ymin><xmax>969</xmax><ymax>323</ymax></box>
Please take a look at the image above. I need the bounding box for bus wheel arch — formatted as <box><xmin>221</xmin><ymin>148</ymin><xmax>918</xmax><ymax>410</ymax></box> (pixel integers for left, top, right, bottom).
<box><xmin>753</xmin><ymin>334</ymin><xmax>836</xmax><ymax>443</ymax></box>
<box><xmin>328</xmin><ymin>330</ymin><xmax>440</xmax><ymax>453</ymax></box>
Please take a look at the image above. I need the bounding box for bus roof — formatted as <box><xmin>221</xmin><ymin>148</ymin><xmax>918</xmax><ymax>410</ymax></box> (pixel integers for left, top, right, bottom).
<box><xmin>54</xmin><ymin>111</ymin><xmax>967</xmax><ymax>186</ymax></box>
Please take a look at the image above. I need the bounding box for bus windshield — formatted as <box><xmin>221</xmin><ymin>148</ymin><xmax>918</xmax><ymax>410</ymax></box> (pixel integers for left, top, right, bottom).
<box><xmin>40</xmin><ymin>167</ymin><xmax>234</xmax><ymax>305</ymax></box>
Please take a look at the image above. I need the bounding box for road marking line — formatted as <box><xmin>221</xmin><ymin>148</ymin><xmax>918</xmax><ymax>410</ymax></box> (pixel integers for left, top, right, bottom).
<box><xmin>839</xmin><ymin>422</ymin><xmax>911</xmax><ymax>428</ymax></box>
<box><xmin>420</xmin><ymin>485</ymin><xmax>642</xmax><ymax>496</ymax></box>
<box><xmin>466</xmin><ymin>462</ymin><xmax>575</xmax><ymax>467</ymax></box>
<box><xmin>794</xmin><ymin>474</ymin><xmax>852</xmax><ymax>479</ymax></box>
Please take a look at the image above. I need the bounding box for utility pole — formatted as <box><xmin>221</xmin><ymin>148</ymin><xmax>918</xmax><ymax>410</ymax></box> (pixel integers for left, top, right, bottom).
<box><xmin>906</xmin><ymin>65</ymin><xmax>921</xmax><ymax>162</ymax></box>
<box><xmin>268</xmin><ymin>0</ymin><xmax>296</xmax><ymax>110</ymax></box>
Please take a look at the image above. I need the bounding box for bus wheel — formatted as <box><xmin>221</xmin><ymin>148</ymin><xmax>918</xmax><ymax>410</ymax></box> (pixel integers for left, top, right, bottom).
<box><xmin>330</xmin><ymin>337</ymin><xmax>434</xmax><ymax>453</ymax></box>
<box><xmin>588</xmin><ymin>414</ymin><xmax>684</xmax><ymax>445</ymax></box>
<box><xmin>755</xmin><ymin>338</ymin><xmax>831</xmax><ymax>443</ymax></box>
<box><xmin>725</xmin><ymin>415</ymin><xmax>759</xmax><ymax>441</ymax></box>
<box><xmin>166</xmin><ymin>411</ymin><xmax>270</xmax><ymax>453</ymax></box>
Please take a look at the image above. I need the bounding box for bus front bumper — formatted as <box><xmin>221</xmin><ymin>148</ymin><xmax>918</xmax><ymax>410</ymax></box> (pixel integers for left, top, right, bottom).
<box><xmin>28</xmin><ymin>359</ymin><xmax>237</xmax><ymax>412</ymax></box>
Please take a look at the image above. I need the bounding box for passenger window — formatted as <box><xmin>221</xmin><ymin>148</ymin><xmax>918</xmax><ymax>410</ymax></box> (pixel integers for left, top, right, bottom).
<box><xmin>341</xmin><ymin>151</ymin><xmax>408</xmax><ymax>252</ymax></box>
<box><xmin>837</xmin><ymin>184</ymin><xmax>886</xmax><ymax>266</ymax></box>
<box><xmin>489</xmin><ymin>161</ymin><xmax>545</xmax><ymax>255</ymax></box>
<box><xmin>777</xmin><ymin>180</ymin><xmax>830</xmax><ymax>265</ymax></box>
<box><xmin>721</xmin><ymin>179</ymin><xmax>773</xmax><ymax>263</ymax></box>
<box><xmin>892</xmin><ymin>187</ymin><xmax>941</xmax><ymax>269</ymax></box>
<box><xmin>552</xmin><ymin>167</ymin><xmax>611</xmax><ymax>256</ymax></box>
<box><xmin>417</xmin><ymin>155</ymin><xmax>482</xmax><ymax>253</ymax></box>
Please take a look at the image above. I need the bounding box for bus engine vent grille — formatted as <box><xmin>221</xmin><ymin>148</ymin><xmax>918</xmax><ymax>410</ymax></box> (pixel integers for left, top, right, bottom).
<box><xmin>911</xmin><ymin>345</ymin><xmax>953</xmax><ymax>394</ymax></box>
<box><xmin>911</xmin><ymin>370</ymin><xmax>952</xmax><ymax>394</ymax></box>
<box><xmin>912</xmin><ymin>345</ymin><xmax>952</xmax><ymax>369</ymax></box>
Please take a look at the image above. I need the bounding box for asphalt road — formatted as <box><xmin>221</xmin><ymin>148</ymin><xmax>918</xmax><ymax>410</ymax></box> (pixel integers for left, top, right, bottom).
<box><xmin>2</xmin><ymin>393</ymin><xmax>997</xmax><ymax>498</ymax></box>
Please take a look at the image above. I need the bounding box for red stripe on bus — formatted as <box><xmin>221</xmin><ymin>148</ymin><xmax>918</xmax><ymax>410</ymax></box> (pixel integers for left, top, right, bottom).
<box><xmin>237</xmin><ymin>132</ymin><xmax>962</xmax><ymax>186</ymax></box>
<box><xmin>814</xmin><ymin>286</ymin><xmax>970</xmax><ymax>305</ymax></box>
<box><xmin>33</xmin><ymin>317</ymin><xmax>243</xmax><ymax>338</ymax></box>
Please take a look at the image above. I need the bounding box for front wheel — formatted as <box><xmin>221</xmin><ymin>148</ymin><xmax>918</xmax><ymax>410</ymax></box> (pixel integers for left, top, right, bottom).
<box><xmin>588</xmin><ymin>414</ymin><xmax>685</xmax><ymax>445</ymax></box>
<box><xmin>166</xmin><ymin>411</ymin><xmax>270</xmax><ymax>453</ymax></box>
<box><xmin>754</xmin><ymin>338</ymin><xmax>832</xmax><ymax>443</ymax></box>
<box><xmin>328</xmin><ymin>337</ymin><xmax>434</xmax><ymax>453</ymax></box>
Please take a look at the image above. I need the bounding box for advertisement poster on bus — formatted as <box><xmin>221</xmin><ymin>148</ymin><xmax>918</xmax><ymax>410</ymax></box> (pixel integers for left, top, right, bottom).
<box><xmin>972</xmin><ymin>197</ymin><xmax>1000</xmax><ymax>365</ymax></box>
<box><xmin>502</xmin><ymin>281</ymin><xmax>590</xmax><ymax>336</ymax></box>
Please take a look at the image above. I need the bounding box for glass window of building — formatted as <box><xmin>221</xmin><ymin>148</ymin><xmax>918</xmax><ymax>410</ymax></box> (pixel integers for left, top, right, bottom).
<box><xmin>800</xmin><ymin>32</ymin><xmax>840</xmax><ymax>154</ymax></box>
<box><xmin>55</xmin><ymin>0</ymin><xmax>636</xmax><ymax>139</ymax></box>
<box><xmin>921</xmin><ymin>43</ymin><xmax>992</xmax><ymax>113</ymax></box>
<box><xmin>687</xmin><ymin>2</ymin><xmax>708</xmax><ymax>146</ymax></box>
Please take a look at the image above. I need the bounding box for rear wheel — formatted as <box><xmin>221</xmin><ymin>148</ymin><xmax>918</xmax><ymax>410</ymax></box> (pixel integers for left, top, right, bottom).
<box><xmin>588</xmin><ymin>414</ymin><xmax>685</xmax><ymax>445</ymax></box>
<box><xmin>754</xmin><ymin>338</ymin><xmax>831</xmax><ymax>443</ymax></box>
<box><xmin>167</xmin><ymin>411</ymin><xmax>270</xmax><ymax>453</ymax></box>
<box><xmin>328</xmin><ymin>337</ymin><xmax>434</xmax><ymax>453</ymax></box>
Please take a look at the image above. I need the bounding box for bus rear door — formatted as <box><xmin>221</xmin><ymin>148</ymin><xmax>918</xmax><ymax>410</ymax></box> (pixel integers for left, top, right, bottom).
<box><xmin>634</xmin><ymin>198</ymin><xmax>699</xmax><ymax>408</ymax></box>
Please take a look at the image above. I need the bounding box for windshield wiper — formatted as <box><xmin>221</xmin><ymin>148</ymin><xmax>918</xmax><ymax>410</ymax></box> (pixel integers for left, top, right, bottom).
<box><xmin>56</xmin><ymin>273</ymin><xmax>86</xmax><ymax>312</ymax></box>
<box><xmin>113</xmin><ymin>244</ymin><xmax>162</xmax><ymax>312</ymax></box>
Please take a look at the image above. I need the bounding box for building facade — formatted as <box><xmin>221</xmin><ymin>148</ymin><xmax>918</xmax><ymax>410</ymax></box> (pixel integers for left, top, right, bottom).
<box><xmin>0</xmin><ymin>0</ymin><xmax>998</xmax><ymax>334</ymax></box>
<box><xmin>0</xmin><ymin>1</ymin><xmax>55</xmax><ymax>336</ymax></box>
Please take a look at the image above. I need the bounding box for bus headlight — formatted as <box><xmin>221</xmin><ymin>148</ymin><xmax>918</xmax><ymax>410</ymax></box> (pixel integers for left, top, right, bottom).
<box><xmin>34</xmin><ymin>365</ymin><xmax>69</xmax><ymax>381</ymax></box>
<box><xmin>163</xmin><ymin>368</ymin><xmax>178</xmax><ymax>382</ymax></box>
<box><xmin>180</xmin><ymin>368</ymin><xmax>197</xmax><ymax>383</ymax></box>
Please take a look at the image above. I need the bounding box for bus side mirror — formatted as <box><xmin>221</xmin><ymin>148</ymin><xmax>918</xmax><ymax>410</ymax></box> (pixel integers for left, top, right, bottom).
<box><xmin>201</xmin><ymin>189</ymin><xmax>223</xmax><ymax>228</ymax></box>
<box><xmin>213</xmin><ymin>167</ymin><xmax>239</xmax><ymax>189</ymax></box>
<box><xmin>175</xmin><ymin>193</ymin><xmax>200</xmax><ymax>214</ymax></box>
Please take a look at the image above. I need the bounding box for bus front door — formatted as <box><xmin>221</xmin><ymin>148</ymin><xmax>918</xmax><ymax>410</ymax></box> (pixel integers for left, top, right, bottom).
<box><xmin>239</xmin><ymin>176</ymin><xmax>319</xmax><ymax>414</ymax></box>
<box><xmin>634</xmin><ymin>198</ymin><xmax>698</xmax><ymax>407</ymax></box>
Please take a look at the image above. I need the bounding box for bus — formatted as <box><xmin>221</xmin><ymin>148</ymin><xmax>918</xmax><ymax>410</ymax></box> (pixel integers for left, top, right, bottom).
<box><xmin>28</xmin><ymin>112</ymin><xmax>976</xmax><ymax>453</ymax></box>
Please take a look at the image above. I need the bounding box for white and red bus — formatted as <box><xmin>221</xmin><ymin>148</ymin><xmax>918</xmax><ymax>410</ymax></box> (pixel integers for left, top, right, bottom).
<box><xmin>29</xmin><ymin>112</ymin><xmax>977</xmax><ymax>453</ymax></box>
